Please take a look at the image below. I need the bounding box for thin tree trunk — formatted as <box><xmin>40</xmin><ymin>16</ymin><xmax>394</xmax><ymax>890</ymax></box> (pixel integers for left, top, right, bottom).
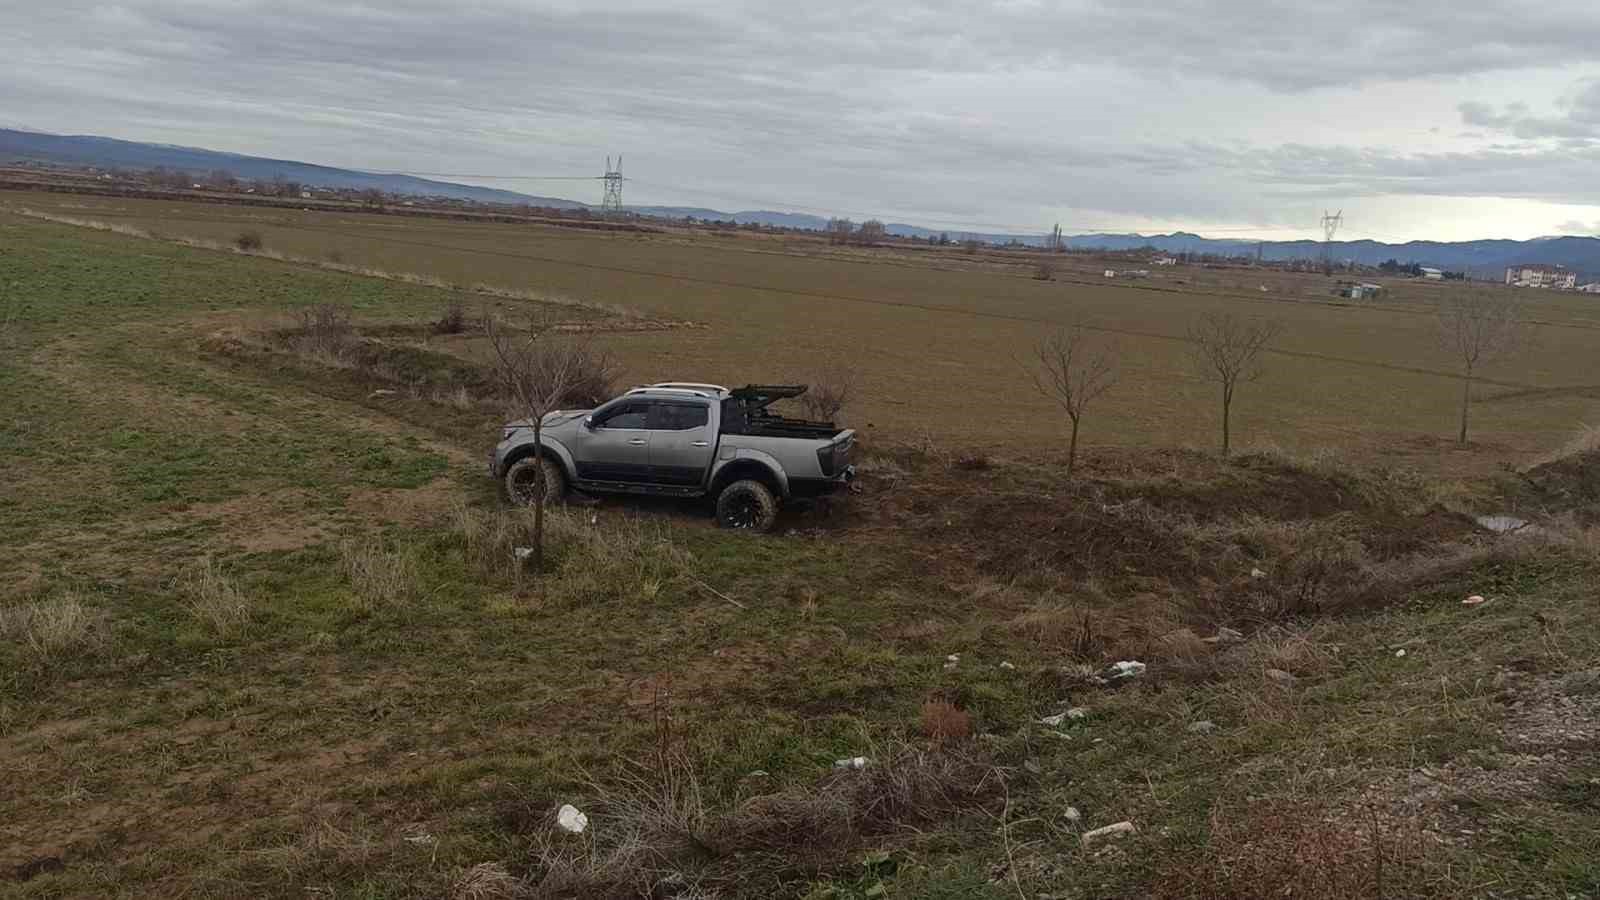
<box><xmin>1221</xmin><ymin>386</ymin><xmax>1232</xmax><ymax>456</ymax></box>
<box><xmin>1067</xmin><ymin>416</ymin><xmax>1081</xmax><ymax>477</ymax></box>
<box><xmin>1457</xmin><ymin>370</ymin><xmax>1472</xmax><ymax>445</ymax></box>
<box><xmin>532</xmin><ymin>419</ymin><xmax>545</xmax><ymax>571</ymax></box>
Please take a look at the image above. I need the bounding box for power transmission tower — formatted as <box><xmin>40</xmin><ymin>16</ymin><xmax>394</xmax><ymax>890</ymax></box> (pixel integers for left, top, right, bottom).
<box><xmin>1049</xmin><ymin>223</ymin><xmax>1063</xmax><ymax>251</ymax></box>
<box><xmin>1256</xmin><ymin>241</ymin><xmax>1264</xmax><ymax>265</ymax></box>
<box><xmin>1320</xmin><ymin>209</ymin><xmax>1343</xmax><ymax>274</ymax></box>
<box><xmin>601</xmin><ymin>155</ymin><xmax>624</xmax><ymax>217</ymax></box>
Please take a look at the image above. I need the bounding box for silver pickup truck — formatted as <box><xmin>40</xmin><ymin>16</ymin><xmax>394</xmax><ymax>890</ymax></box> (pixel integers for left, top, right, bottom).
<box><xmin>491</xmin><ymin>383</ymin><xmax>856</xmax><ymax>531</ymax></box>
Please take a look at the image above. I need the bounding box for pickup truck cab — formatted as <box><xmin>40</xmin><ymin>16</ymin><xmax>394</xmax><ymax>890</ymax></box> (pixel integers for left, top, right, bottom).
<box><xmin>491</xmin><ymin>383</ymin><xmax>855</xmax><ymax>531</ymax></box>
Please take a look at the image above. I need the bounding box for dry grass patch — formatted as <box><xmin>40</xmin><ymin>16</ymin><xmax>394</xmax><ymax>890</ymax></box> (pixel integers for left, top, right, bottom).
<box><xmin>175</xmin><ymin>555</ymin><xmax>251</xmax><ymax>636</ymax></box>
<box><xmin>1150</xmin><ymin>797</ymin><xmax>1432</xmax><ymax>900</ymax></box>
<box><xmin>340</xmin><ymin>536</ymin><xmax>421</xmax><ymax>609</ymax></box>
<box><xmin>0</xmin><ymin>592</ymin><xmax>101</xmax><ymax>664</ymax></box>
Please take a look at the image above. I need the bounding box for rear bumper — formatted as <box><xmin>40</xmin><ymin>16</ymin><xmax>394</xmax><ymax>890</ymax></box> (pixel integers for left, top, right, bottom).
<box><xmin>789</xmin><ymin>465</ymin><xmax>855</xmax><ymax>498</ymax></box>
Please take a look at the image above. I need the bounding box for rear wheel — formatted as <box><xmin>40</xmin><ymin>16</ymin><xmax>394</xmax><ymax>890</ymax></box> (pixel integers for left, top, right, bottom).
<box><xmin>716</xmin><ymin>479</ymin><xmax>778</xmax><ymax>532</ymax></box>
<box><xmin>503</xmin><ymin>455</ymin><xmax>566</xmax><ymax>507</ymax></box>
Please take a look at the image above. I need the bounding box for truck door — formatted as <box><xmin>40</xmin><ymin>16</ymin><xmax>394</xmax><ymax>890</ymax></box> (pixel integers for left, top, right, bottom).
<box><xmin>574</xmin><ymin>400</ymin><xmax>653</xmax><ymax>482</ymax></box>
<box><xmin>645</xmin><ymin>400</ymin><xmax>715</xmax><ymax>486</ymax></box>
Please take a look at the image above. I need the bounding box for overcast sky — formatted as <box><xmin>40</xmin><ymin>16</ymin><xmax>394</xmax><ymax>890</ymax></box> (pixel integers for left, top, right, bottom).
<box><xmin>6</xmin><ymin>0</ymin><xmax>1600</xmax><ymax>241</ymax></box>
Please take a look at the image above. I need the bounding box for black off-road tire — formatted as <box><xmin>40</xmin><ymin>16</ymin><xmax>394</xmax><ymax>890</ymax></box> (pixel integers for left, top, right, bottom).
<box><xmin>716</xmin><ymin>479</ymin><xmax>779</xmax><ymax>532</ymax></box>
<box><xmin>503</xmin><ymin>455</ymin><xmax>567</xmax><ymax>507</ymax></box>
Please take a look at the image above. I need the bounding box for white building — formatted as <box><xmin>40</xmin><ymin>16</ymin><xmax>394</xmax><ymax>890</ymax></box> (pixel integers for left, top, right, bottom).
<box><xmin>1420</xmin><ymin>266</ymin><xmax>1444</xmax><ymax>280</ymax></box>
<box><xmin>1504</xmin><ymin>264</ymin><xmax>1578</xmax><ymax>289</ymax></box>
<box><xmin>1579</xmin><ymin>283</ymin><xmax>1600</xmax><ymax>294</ymax></box>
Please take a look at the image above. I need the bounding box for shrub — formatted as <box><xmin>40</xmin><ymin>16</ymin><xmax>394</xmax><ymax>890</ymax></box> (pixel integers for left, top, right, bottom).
<box><xmin>433</xmin><ymin>297</ymin><xmax>470</xmax><ymax>335</ymax></box>
<box><xmin>800</xmin><ymin>367</ymin><xmax>856</xmax><ymax>423</ymax></box>
<box><xmin>1033</xmin><ymin>260</ymin><xmax>1055</xmax><ymax>281</ymax></box>
<box><xmin>234</xmin><ymin>229</ymin><xmax>264</xmax><ymax>251</ymax></box>
<box><xmin>292</xmin><ymin>303</ymin><xmax>354</xmax><ymax>357</ymax></box>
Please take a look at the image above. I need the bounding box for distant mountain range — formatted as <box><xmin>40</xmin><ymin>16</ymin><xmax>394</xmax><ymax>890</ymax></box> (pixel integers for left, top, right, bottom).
<box><xmin>0</xmin><ymin>128</ymin><xmax>581</xmax><ymax>207</ymax></box>
<box><xmin>6</xmin><ymin>128</ymin><xmax>1600</xmax><ymax>279</ymax></box>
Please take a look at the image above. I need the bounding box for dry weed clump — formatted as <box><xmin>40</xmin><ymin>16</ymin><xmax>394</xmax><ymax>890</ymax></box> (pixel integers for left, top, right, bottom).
<box><xmin>0</xmin><ymin>592</ymin><xmax>101</xmax><ymax>664</ymax></box>
<box><xmin>920</xmin><ymin>698</ymin><xmax>973</xmax><ymax>743</ymax></box>
<box><xmin>234</xmin><ymin>229</ymin><xmax>264</xmax><ymax>251</ymax></box>
<box><xmin>1150</xmin><ymin>798</ymin><xmax>1430</xmax><ymax>900</ymax></box>
<box><xmin>450</xmin><ymin>862</ymin><xmax>519</xmax><ymax>900</ymax></box>
<box><xmin>524</xmin><ymin>742</ymin><xmax>998</xmax><ymax>897</ymax></box>
<box><xmin>175</xmin><ymin>555</ymin><xmax>251</xmax><ymax>636</ymax></box>
<box><xmin>340</xmin><ymin>536</ymin><xmax>421</xmax><ymax>609</ymax></box>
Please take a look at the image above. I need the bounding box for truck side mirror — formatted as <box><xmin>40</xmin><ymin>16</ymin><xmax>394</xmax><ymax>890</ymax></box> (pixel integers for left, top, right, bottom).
<box><xmin>584</xmin><ymin>416</ymin><xmax>596</xmax><ymax>430</ymax></box>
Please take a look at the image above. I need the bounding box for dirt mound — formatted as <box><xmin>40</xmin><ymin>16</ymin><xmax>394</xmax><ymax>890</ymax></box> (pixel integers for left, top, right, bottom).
<box><xmin>1520</xmin><ymin>449</ymin><xmax>1600</xmax><ymax>523</ymax></box>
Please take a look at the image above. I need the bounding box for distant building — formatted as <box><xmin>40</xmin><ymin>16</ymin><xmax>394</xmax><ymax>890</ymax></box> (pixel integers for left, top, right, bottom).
<box><xmin>1103</xmin><ymin>269</ymin><xmax>1117</xmax><ymax>278</ymax></box>
<box><xmin>1344</xmin><ymin>283</ymin><xmax>1382</xmax><ymax>300</ymax></box>
<box><xmin>1154</xmin><ymin>256</ymin><xmax>1177</xmax><ymax>266</ymax></box>
<box><xmin>1504</xmin><ymin>264</ymin><xmax>1578</xmax><ymax>289</ymax></box>
<box><xmin>1580</xmin><ymin>282</ymin><xmax>1600</xmax><ymax>293</ymax></box>
<box><xmin>1419</xmin><ymin>267</ymin><xmax>1444</xmax><ymax>280</ymax></box>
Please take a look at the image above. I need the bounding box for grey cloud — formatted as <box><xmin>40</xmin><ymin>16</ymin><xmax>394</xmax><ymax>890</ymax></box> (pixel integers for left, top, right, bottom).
<box><xmin>6</xmin><ymin>0</ymin><xmax>1600</xmax><ymax>235</ymax></box>
<box><xmin>1458</xmin><ymin>80</ymin><xmax>1600</xmax><ymax>139</ymax></box>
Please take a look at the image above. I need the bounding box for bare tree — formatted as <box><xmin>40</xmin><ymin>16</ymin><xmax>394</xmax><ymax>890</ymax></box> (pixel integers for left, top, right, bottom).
<box><xmin>1028</xmin><ymin>324</ymin><xmax>1118</xmax><ymax>476</ymax></box>
<box><xmin>1437</xmin><ymin>291</ymin><xmax>1527</xmax><ymax>445</ymax></box>
<box><xmin>1188</xmin><ymin>312</ymin><xmax>1283</xmax><ymax>455</ymax></box>
<box><xmin>486</xmin><ymin>314</ymin><xmax>616</xmax><ymax>571</ymax></box>
<box><xmin>857</xmin><ymin>219</ymin><xmax>887</xmax><ymax>246</ymax></box>
<box><xmin>826</xmin><ymin>218</ymin><xmax>854</xmax><ymax>245</ymax></box>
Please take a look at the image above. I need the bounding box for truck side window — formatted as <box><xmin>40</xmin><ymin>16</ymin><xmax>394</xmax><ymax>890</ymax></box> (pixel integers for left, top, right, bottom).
<box><xmin>647</xmin><ymin>402</ymin><xmax>709</xmax><ymax>431</ymax></box>
<box><xmin>593</xmin><ymin>402</ymin><xmax>649</xmax><ymax>430</ymax></box>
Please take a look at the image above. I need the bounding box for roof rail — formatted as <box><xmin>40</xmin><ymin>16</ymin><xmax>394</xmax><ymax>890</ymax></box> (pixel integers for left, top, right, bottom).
<box><xmin>649</xmin><ymin>382</ymin><xmax>728</xmax><ymax>393</ymax></box>
<box><xmin>624</xmin><ymin>385</ymin><xmax>715</xmax><ymax>399</ymax></box>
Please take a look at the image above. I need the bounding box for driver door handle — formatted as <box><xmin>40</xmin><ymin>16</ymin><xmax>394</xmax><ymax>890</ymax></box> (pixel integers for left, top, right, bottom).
<box><xmin>690</xmin><ymin>440</ymin><xmax>709</xmax><ymax>447</ymax></box>
<box><xmin>627</xmin><ymin>438</ymin><xmax>647</xmax><ymax>445</ymax></box>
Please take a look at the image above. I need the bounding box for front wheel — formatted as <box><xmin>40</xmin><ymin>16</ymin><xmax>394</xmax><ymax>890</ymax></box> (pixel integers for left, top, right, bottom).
<box><xmin>716</xmin><ymin>479</ymin><xmax>779</xmax><ymax>532</ymax></box>
<box><xmin>503</xmin><ymin>455</ymin><xmax>566</xmax><ymax>507</ymax></box>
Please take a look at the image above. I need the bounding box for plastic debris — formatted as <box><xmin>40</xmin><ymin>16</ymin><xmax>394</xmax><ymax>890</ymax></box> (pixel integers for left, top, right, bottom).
<box><xmin>1038</xmin><ymin>713</ymin><xmax>1067</xmax><ymax>727</ymax></box>
<box><xmin>1066</xmin><ymin>707</ymin><xmax>1090</xmax><ymax>720</ymax></box>
<box><xmin>1081</xmin><ymin>821</ymin><xmax>1136</xmax><ymax>847</ymax></box>
<box><xmin>1476</xmin><ymin>515</ymin><xmax>1529</xmax><ymax>534</ymax></box>
<box><xmin>999</xmin><ymin>661</ymin><xmax>1016</xmax><ymax>670</ymax></box>
<box><xmin>1250</xmin><ymin>567</ymin><xmax>1267</xmax><ymax>579</ymax></box>
<box><xmin>1463</xmin><ymin>595</ymin><xmax>1487</xmax><ymax>606</ymax></box>
<box><xmin>834</xmin><ymin>756</ymin><xmax>868</xmax><ymax>770</ymax></box>
<box><xmin>1064</xmin><ymin>806</ymin><xmax>1082</xmax><ymax>822</ymax></box>
<box><xmin>556</xmin><ymin>804</ymin><xmax>588</xmax><ymax>834</ymax></box>
<box><xmin>513</xmin><ymin>547</ymin><xmax>534</xmax><ymax>560</ymax></box>
<box><xmin>1107</xmin><ymin>661</ymin><xmax>1146</xmax><ymax>680</ymax></box>
<box><xmin>1395</xmin><ymin>649</ymin><xmax>1407</xmax><ymax>658</ymax></box>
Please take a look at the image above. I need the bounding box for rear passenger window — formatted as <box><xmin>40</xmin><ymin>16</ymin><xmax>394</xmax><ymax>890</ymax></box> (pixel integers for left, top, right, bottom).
<box><xmin>648</xmin><ymin>403</ymin><xmax>709</xmax><ymax>431</ymax></box>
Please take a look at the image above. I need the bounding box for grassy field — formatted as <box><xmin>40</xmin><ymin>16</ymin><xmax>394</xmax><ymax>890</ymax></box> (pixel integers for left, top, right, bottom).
<box><xmin>8</xmin><ymin>191</ymin><xmax>1600</xmax><ymax>474</ymax></box>
<box><xmin>3</xmin><ymin>209</ymin><xmax>1600</xmax><ymax>898</ymax></box>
